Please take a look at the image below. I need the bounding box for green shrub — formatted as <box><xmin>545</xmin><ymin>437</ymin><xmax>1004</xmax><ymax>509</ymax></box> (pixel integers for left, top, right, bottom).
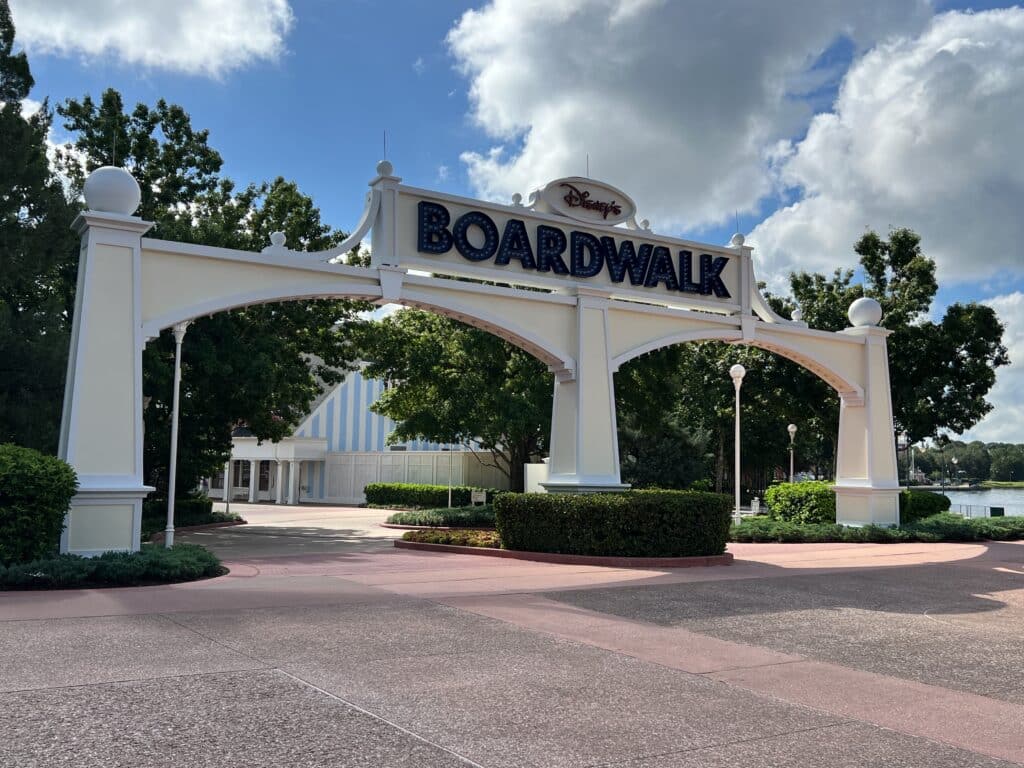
<box><xmin>140</xmin><ymin>494</ymin><xmax>240</xmax><ymax>540</ymax></box>
<box><xmin>386</xmin><ymin>505</ymin><xmax>495</xmax><ymax>528</ymax></box>
<box><xmin>494</xmin><ymin>489</ymin><xmax>732</xmax><ymax>557</ymax></box>
<box><xmin>364</xmin><ymin>482</ymin><xmax>503</xmax><ymax>509</ymax></box>
<box><xmin>0</xmin><ymin>543</ymin><xmax>225</xmax><ymax>589</ymax></box>
<box><xmin>0</xmin><ymin>444</ymin><xmax>78</xmax><ymax>565</ymax></box>
<box><xmin>763</xmin><ymin>481</ymin><xmax>836</xmax><ymax>524</ymax></box>
<box><xmin>730</xmin><ymin>513</ymin><xmax>1024</xmax><ymax>544</ymax></box>
<box><xmin>400</xmin><ymin>529</ymin><xmax>502</xmax><ymax>548</ymax></box>
<box><xmin>899</xmin><ymin>489</ymin><xmax>951</xmax><ymax>524</ymax></box>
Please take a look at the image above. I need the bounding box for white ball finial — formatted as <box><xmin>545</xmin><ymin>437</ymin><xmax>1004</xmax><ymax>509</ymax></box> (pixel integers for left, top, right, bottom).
<box><xmin>791</xmin><ymin>308</ymin><xmax>803</xmax><ymax>322</ymax></box>
<box><xmin>730</xmin><ymin>232</ymin><xmax>745</xmax><ymax>247</ymax></box>
<box><xmin>269</xmin><ymin>231</ymin><xmax>286</xmax><ymax>247</ymax></box>
<box><xmin>376</xmin><ymin>159</ymin><xmax>394</xmax><ymax>177</ymax></box>
<box><xmin>848</xmin><ymin>296</ymin><xmax>883</xmax><ymax>327</ymax></box>
<box><xmin>83</xmin><ymin>166</ymin><xmax>141</xmax><ymax>215</ymax></box>
<box><xmin>511</xmin><ymin>192</ymin><xmax>523</xmax><ymax>206</ymax></box>
<box><xmin>729</xmin><ymin>363</ymin><xmax>746</xmax><ymax>381</ymax></box>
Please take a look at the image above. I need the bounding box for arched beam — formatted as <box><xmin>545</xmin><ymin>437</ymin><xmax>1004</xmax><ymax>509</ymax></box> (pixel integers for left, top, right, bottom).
<box><xmin>398</xmin><ymin>288</ymin><xmax>576</xmax><ymax>377</ymax></box>
<box><xmin>612</xmin><ymin>329</ymin><xmax>742</xmax><ymax>370</ymax></box>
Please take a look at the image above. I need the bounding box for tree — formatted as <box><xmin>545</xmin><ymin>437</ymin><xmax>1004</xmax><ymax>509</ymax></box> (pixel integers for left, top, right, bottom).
<box><xmin>358</xmin><ymin>310</ymin><xmax>552</xmax><ymax>490</ymax></box>
<box><xmin>989</xmin><ymin>445</ymin><xmax>1024</xmax><ymax>482</ymax></box>
<box><xmin>54</xmin><ymin>89</ymin><xmax>371</xmax><ymax>495</ymax></box>
<box><xmin>784</xmin><ymin>229</ymin><xmax>1008</xmax><ymax>445</ymax></box>
<box><xmin>0</xmin><ymin>1</ymin><xmax>79</xmax><ymax>451</ymax></box>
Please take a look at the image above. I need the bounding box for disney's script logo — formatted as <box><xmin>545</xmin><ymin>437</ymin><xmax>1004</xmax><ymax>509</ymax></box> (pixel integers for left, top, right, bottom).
<box><xmin>560</xmin><ymin>183</ymin><xmax>622</xmax><ymax>220</ymax></box>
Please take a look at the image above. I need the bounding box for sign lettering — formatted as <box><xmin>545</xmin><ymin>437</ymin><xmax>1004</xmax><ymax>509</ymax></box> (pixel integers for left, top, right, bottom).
<box><xmin>416</xmin><ymin>201</ymin><xmax>731</xmax><ymax>299</ymax></box>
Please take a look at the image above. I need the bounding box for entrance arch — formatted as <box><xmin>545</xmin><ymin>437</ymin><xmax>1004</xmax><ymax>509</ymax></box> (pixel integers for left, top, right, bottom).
<box><xmin>59</xmin><ymin>162</ymin><xmax>901</xmax><ymax>554</ymax></box>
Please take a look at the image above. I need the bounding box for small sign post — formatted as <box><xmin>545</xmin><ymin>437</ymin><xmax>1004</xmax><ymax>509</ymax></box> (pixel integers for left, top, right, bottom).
<box><xmin>470</xmin><ymin>490</ymin><xmax>487</xmax><ymax>506</ymax></box>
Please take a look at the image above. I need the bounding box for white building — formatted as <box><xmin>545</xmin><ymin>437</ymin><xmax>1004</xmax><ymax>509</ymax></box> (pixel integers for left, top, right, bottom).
<box><xmin>208</xmin><ymin>368</ymin><xmax>509</xmax><ymax>505</ymax></box>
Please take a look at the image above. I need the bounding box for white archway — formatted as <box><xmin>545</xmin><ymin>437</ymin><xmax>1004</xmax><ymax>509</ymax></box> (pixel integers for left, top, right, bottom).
<box><xmin>58</xmin><ymin>163</ymin><xmax>901</xmax><ymax>554</ymax></box>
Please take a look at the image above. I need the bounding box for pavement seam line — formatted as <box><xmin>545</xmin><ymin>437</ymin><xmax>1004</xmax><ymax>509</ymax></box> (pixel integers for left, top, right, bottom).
<box><xmin>0</xmin><ymin>666</ymin><xmax>274</xmax><ymax>694</ymax></box>
<box><xmin>273</xmin><ymin>668</ymin><xmax>490</xmax><ymax>768</ymax></box>
<box><xmin>580</xmin><ymin>720</ymin><xmax>860</xmax><ymax>768</ymax></box>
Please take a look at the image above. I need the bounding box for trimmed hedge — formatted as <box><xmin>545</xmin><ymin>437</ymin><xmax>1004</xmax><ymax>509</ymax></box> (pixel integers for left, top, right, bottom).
<box><xmin>386</xmin><ymin>505</ymin><xmax>495</xmax><ymax>528</ymax></box>
<box><xmin>899</xmin><ymin>489</ymin><xmax>951</xmax><ymax>523</ymax></box>
<box><xmin>494</xmin><ymin>489</ymin><xmax>732</xmax><ymax>557</ymax></box>
<box><xmin>0</xmin><ymin>543</ymin><xmax>226</xmax><ymax>589</ymax></box>
<box><xmin>731</xmin><ymin>513</ymin><xmax>1024</xmax><ymax>544</ymax></box>
<box><xmin>140</xmin><ymin>495</ymin><xmax>241</xmax><ymax>540</ymax></box>
<box><xmin>365</xmin><ymin>482</ymin><xmax>502</xmax><ymax>509</ymax></box>
<box><xmin>763</xmin><ymin>481</ymin><xmax>836</xmax><ymax>524</ymax></box>
<box><xmin>0</xmin><ymin>444</ymin><xmax>78</xmax><ymax>565</ymax></box>
<box><xmin>401</xmin><ymin>529</ymin><xmax>501</xmax><ymax>548</ymax></box>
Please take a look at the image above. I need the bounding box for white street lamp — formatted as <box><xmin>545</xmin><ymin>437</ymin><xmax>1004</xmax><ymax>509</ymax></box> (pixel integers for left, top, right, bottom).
<box><xmin>787</xmin><ymin>423</ymin><xmax>797</xmax><ymax>483</ymax></box>
<box><xmin>951</xmin><ymin>456</ymin><xmax>959</xmax><ymax>487</ymax></box>
<box><xmin>729</xmin><ymin>364</ymin><xmax>746</xmax><ymax>521</ymax></box>
<box><xmin>165</xmin><ymin>320</ymin><xmax>190</xmax><ymax>548</ymax></box>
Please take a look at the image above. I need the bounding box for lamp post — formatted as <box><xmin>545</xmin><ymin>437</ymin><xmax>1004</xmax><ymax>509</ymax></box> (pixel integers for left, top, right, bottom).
<box><xmin>787</xmin><ymin>423</ymin><xmax>797</xmax><ymax>483</ymax></box>
<box><xmin>730</xmin><ymin>364</ymin><xmax>746</xmax><ymax>521</ymax></box>
<box><xmin>898</xmin><ymin>431</ymin><xmax>909</xmax><ymax>485</ymax></box>
<box><xmin>165</xmin><ymin>321</ymin><xmax>189</xmax><ymax>548</ymax></box>
<box><xmin>951</xmin><ymin>456</ymin><xmax>959</xmax><ymax>487</ymax></box>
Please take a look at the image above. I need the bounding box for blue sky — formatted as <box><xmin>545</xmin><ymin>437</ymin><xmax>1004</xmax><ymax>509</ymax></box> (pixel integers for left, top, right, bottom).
<box><xmin>10</xmin><ymin>0</ymin><xmax>1024</xmax><ymax>442</ymax></box>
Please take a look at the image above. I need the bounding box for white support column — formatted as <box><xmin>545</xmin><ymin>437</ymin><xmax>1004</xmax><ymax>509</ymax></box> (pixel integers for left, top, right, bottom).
<box><xmin>275</xmin><ymin>461</ymin><xmax>285</xmax><ymax>504</ymax></box>
<box><xmin>248</xmin><ymin>460</ymin><xmax>258</xmax><ymax>503</ymax></box>
<box><xmin>543</xmin><ymin>289</ymin><xmax>628</xmax><ymax>493</ymax></box>
<box><xmin>222</xmin><ymin>464</ymin><xmax>231</xmax><ymax>502</ymax></box>
<box><xmin>834</xmin><ymin>322</ymin><xmax>902</xmax><ymax>526</ymax></box>
<box><xmin>59</xmin><ymin>171</ymin><xmax>154</xmax><ymax>555</ymax></box>
<box><xmin>288</xmin><ymin>460</ymin><xmax>300</xmax><ymax>504</ymax></box>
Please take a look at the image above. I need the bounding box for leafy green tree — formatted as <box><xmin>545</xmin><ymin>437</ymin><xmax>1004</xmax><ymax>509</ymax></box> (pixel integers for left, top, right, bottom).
<box><xmin>783</xmin><ymin>229</ymin><xmax>1008</xmax><ymax>445</ymax></box>
<box><xmin>55</xmin><ymin>89</ymin><xmax>370</xmax><ymax>495</ymax></box>
<box><xmin>989</xmin><ymin>445</ymin><xmax>1024</xmax><ymax>482</ymax></box>
<box><xmin>0</xmin><ymin>2</ymin><xmax>79</xmax><ymax>451</ymax></box>
<box><xmin>358</xmin><ymin>310</ymin><xmax>552</xmax><ymax>490</ymax></box>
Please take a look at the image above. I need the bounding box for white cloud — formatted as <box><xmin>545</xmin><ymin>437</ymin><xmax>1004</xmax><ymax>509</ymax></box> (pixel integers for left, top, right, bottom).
<box><xmin>447</xmin><ymin>0</ymin><xmax>929</xmax><ymax>232</ymax></box>
<box><xmin>413</xmin><ymin>56</ymin><xmax>425</xmax><ymax>75</ymax></box>
<box><xmin>750</xmin><ymin>9</ymin><xmax>1024</xmax><ymax>287</ymax></box>
<box><xmin>437</xmin><ymin>164</ymin><xmax>450</xmax><ymax>182</ymax></box>
<box><xmin>9</xmin><ymin>0</ymin><xmax>294</xmax><ymax>78</ymax></box>
<box><xmin>961</xmin><ymin>292</ymin><xmax>1024</xmax><ymax>444</ymax></box>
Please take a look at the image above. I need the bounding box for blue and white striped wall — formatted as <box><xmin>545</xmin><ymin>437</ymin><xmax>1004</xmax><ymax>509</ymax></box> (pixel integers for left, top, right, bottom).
<box><xmin>294</xmin><ymin>368</ymin><xmax>447</xmax><ymax>452</ymax></box>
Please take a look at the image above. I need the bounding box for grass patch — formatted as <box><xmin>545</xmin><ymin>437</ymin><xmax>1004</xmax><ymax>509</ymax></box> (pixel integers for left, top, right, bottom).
<box><xmin>401</xmin><ymin>529</ymin><xmax>501</xmax><ymax>548</ymax></box>
<box><xmin>0</xmin><ymin>543</ymin><xmax>227</xmax><ymax>590</ymax></box>
<box><xmin>730</xmin><ymin>513</ymin><xmax>1024</xmax><ymax>544</ymax></box>
<box><xmin>981</xmin><ymin>480</ymin><xmax>1024</xmax><ymax>488</ymax></box>
<box><xmin>386</xmin><ymin>505</ymin><xmax>495</xmax><ymax>528</ymax></box>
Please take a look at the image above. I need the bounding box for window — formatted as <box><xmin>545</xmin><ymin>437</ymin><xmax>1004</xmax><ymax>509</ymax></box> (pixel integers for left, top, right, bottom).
<box><xmin>259</xmin><ymin>460</ymin><xmax>271</xmax><ymax>491</ymax></box>
<box><xmin>210</xmin><ymin>473</ymin><xmax>224</xmax><ymax>490</ymax></box>
<box><xmin>238</xmin><ymin>461</ymin><xmax>250</xmax><ymax>487</ymax></box>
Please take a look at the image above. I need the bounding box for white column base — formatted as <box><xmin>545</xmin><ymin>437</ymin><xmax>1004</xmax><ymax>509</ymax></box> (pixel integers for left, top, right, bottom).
<box><xmin>60</xmin><ymin>481</ymin><xmax>154</xmax><ymax>556</ymax></box>
<box><xmin>541</xmin><ymin>476</ymin><xmax>629</xmax><ymax>494</ymax></box>
<box><xmin>833</xmin><ymin>484</ymin><xmax>902</xmax><ymax>528</ymax></box>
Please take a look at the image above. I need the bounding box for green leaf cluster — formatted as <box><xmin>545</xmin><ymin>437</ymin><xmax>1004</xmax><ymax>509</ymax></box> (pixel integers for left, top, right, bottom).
<box><xmin>731</xmin><ymin>513</ymin><xmax>1024</xmax><ymax>544</ymax></box>
<box><xmin>0</xmin><ymin>543</ymin><xmax>224</xmax><ymax>589</ymax></box>
<box><xmin>400</xmin><ymin>529</ymin><xmax>502</xmax><ymax>548</ymax></box>
<box><xmin>763</xmin><ymin>481</ymin><xmax>837</xmax><ymax>524</ymax></box>
<box><xmin>494</xmin><ymin>489</ymin><xmax>732</xmax><ymax>557</ymax></box>
<box><xmin>385</xmin><ymin>505</ymin><xmax>495</xmax><ymax>528</ymax></box>
<box><xmin>0</xmin><ymin>444</ymin><xmax>77</xmax><ymax>565</ymax></box>
<box><xmin>365</xmin><ymin>482</ymin><xmax>501</xmax><ymax>508</ymax></box>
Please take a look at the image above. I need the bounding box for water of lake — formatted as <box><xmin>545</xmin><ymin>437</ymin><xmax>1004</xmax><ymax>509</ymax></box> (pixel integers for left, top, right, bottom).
<box><xmin>940</xmin><ymin>487</ymin><xmax>1024</xmax><ymax>517</ymax></box>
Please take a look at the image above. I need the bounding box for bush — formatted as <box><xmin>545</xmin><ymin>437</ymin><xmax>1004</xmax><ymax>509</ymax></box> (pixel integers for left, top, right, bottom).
<box><xmin>899</xmin><ymin>489</ymin><xmax>951</xmax><ymax>524</ymax></box>
<box><xmin>401</xmin><ymin>529</ymin><xmax>501</xmax><ymax>548</ymax></box>
<box><xmin>0</xmin><ymin>543</ymin><xmax>226</xmax><ymax>589</ymax></box>
<box><xmin>364</xmin><ymin>482</ymin><xmax>503</xmax><ymax>509</ymax></box>
<box><xmin>0</xmin><ymin>444</ymin><xmax>78</xmax><ymax>565</ymax></box>
<box><xmin>763</xmin><ymin>481</ymin><xmax>837</xmax><ymax>524</ymax></box>
<box><xmin>386</xmin><ymin>505</ymin><xmax>495</xmax><ymax>528</ymax></box>
<box><xmin>140</xmin><ymin>494</ymin><xmax>240</xmax><ymax>540</ymax></box>
<box><xmin>730</xmin><ymin>513</ymin><xmax>1024</xmax><ymax>544</ymax></box>
<box><xmin>494</xmin><ymin>489</ymin><xmax>732</xmax><ymax>557</ymax></box>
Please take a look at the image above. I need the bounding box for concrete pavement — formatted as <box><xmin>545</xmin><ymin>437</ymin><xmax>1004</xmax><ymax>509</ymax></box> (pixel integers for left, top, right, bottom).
<box><xmin>2</xmin><ymin>503</ymin><xmax>1023</xmax><ymax>767</ymax></box>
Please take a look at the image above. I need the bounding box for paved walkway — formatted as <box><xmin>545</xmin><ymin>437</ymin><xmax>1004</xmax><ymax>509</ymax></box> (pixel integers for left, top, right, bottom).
<box><xmin>3</xmin><ymin>504</ymin><xmax>1024</xmax><ymax>767</ymax></box>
